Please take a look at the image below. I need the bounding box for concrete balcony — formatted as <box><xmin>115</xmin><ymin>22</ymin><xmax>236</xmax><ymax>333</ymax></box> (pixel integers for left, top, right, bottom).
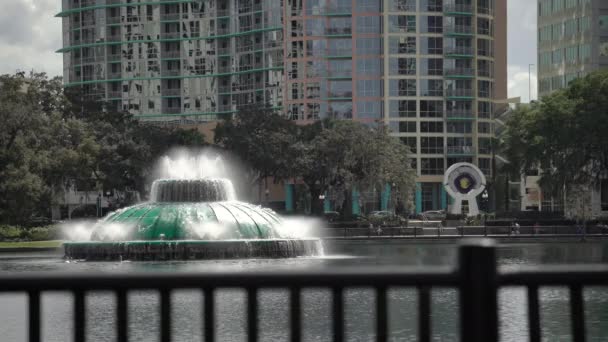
<box><xmin>445</xmin><ymin>89</ymin><xmax>474</xmax><ymax>98</ymax></box>
<box><xmin>162</xmin><ymin>51</ymin><xmax>181</xmax><ymax>59</ymax></box>
<box><xmin>443</xmin><ymin>4</ymin><xmax>473</xmax><ymax>15</ymax></box>
<box><xmin>447</xmin><ymin>146</ymin><xmax>475</xmax><ymax>155</ymax></box>
<box><xmin>162</xmin><ymin>89</ymin><xmax>182</xmax><ymax>97</ymax></box>
<box><xmin>164</xmin><ymin>106</ymin><xmax>182</xmax><ymax>114</ymax></box>
<box><xmin>444</xmin><ymin>68</ymin><xmax>475</xmax><ymax>78</ymax></box>
<box><xmin>444</xmin><ymin>46</ymin><xmax>474</xmax><ymax>56</ymax></box>
<box><xmin>161</xmin><ymin>32</ymin><xmax>182</xmax><ymax>39</ymax></box>
<box><xmin>446</xmin><ymin>110</ymin><xmax>475</xmax><ymax>119</ymax></box>
<box><xmin>444</xmin><ymin>24</ymin><xmax>473</xmax><ymax>35</ymax></box>
<box><xmin>106</xmin><ymin>72</ymin><xmax>121</xmax><ymax>80</ymax></box>
<box><xmin>161</xmin><ymin>13</ymin><xmax>181</xmax><ymax>21</ymax></box>
<box><xmin>161</xmin><ymin>69</ymin><xmax>181</xmax><ymax>77</ymax></box>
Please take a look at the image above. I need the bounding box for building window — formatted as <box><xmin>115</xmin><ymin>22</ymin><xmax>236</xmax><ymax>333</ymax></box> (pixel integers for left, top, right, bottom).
<box><xmin>420</xmin><ymin>79</ymin><xmax>443</xmax><ymax>97</ymax></box>
<box><xmin>389</xmin><ymin>79</ymin><xmax>417</xmax><ymax>96</ymax></box>
<box><xmin>421</xmin><ymin>0</ymin><xmax>442</xmax><ymax>12</ymax></box>
<box><xmin>356</xmin><ymin>38</ymin><xmax>382</xmax><ymax>55</ymax></box>
<box><xmin>420</xmin><ymin>100</ymin><xmax>443</xmax><ymax>118</ymax></box>
<box><xmin>421</xmin><ymin>58</ymin><xmax>443</xmax><ymax>76</ymax></box>
<box><xmin>478</xmin><ymin>101</ymin><xmax>492</xmax><ymax>119</ymax></box>
<box><xmin>421</xmin><ymin>37</ymin><xmax>443</xmax><ymax>54</ymax></box>
<box><xmin>421</xmin><ymin>137</ymin><xmax>444</xmax><ymax>154</ymax></box>
<box><xmin>356</xmin><ymin>16</ymin><xmax>381</xmax><ymax>34</ymax></box>
<box><xmin>389</xmin><ymin>15</ymin><xmax>416</xmax><ymax>33</ymax></box>
<box><xmin>357</xmin><ymin>101</ymin><xmax>383</xmax><ymax>119</ymax></box>
<box><xmin>357</xmin><ymin>80</ymin><xmax>382</xmax><ymax>97</ymax></box>
<box><xmin>478</xmin><ymin>158</ymin><xmax>491</xmax><ymax>176</ymax></box>
<box><xmin>420</xmin><ymin>121</ymin><xmax>443</xmax><ymax>133</ymax></box>
<box><xmin>389</xmin><ymin>0</ymin><xmax>416</xmax><ymax>12</ymax></box>
<box><xmin>446</xmin><ymin>122</ymin><xmax>472</xmax><ymax>133</ymax></box>
<box><xmin>579</xmin><ymin>17</ymin><xmax>590</xmax><ymax>32</ymax></box>
<box><xmin>565</xmin><ymin>46</ymin><xmax>578</xmax><ymax>64</ymax></box>
<box><xmin>421</xmin><ymin>158</ymin><xmax>444</xmax><ymax>175</ymax></box>
<box><xmin>357</xmin><ymin>58</ymin><xmax>382</xmax><ymax>76</ymax></box>
<box><xmin>390</xmin><ymin>57</ymin><xmax>416</xmax><ymax>75</ymax></box>
<box><xmin>390</xmin><ymin>100</ymin><xmax>417</xmax><ymax>118</ymax></box>
<box><xmin>478</xmin><ymin>122</ymin><xmax>491</xmax><ymax>134</ymax></box>
<box><xmin>478</xmin><ymin>138</ymin><xmax>492</xmax><ymax>154</ymax></box>
<box><xmin>579</xmin><ymin>44</ymin><xmax>591</xmax><ymax>61</ymax></box>
<box><xmin>478</xmin><ymin>80</ymin><xmax>492</xmax><ymax>98</ymax></box>
<box><xmin>401</xmin><ymin>137</ymin><xmax>417</xmax><ymax>154</ymax></box>
<box><xmin>356</xmin><ymin>0</ymin><xmax>381</xmax><ymax>12</ymax></box>
<box><xmin>421</xmin><ymin>16</ymin><xmax>442</xmax><ymax>33</ymax></box>
<box><xmin>389</xmin><ymin>121</ymin><xmax>417</xmax><ymax>133</ymax></box>
<box><xmin>389</xmin><ymin>36</ymin><xmax>416</xmax><ymax>54</ymax></box>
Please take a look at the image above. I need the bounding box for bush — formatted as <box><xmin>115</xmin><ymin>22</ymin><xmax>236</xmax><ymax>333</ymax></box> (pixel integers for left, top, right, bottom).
<box><xmin>0</xmin><ymin>225</ymin><xmax>22</xmax><ymax>240</ymax></box>
<box><xmin>0</xmin><ymin>225</ymin><xmax>60</xmax><ymax>241</ymax></box>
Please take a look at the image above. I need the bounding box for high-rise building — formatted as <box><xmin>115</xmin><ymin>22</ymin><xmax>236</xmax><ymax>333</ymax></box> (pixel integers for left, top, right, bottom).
<box><xmin>58</xmin><ymin>0</ymin><xmax>507</xmax><ymax>213</ymax></box>
<box><xmin>537</xmin><ymin>0</ymin><xmax>608</xmax><ymax>97</ymax></box>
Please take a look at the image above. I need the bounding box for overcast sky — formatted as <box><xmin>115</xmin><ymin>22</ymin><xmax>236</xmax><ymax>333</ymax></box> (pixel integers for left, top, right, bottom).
<box><xmin>0</xmin><ymin>0</ymin><xmax>538</xmax><ymax>103</ymax></box>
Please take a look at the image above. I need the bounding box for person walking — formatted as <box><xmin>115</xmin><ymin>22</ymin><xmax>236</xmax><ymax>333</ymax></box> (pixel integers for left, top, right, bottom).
<box><xmin>534</xmin><ymin>222</ymin><xmax>540</xmax><ymax>235</ymax></box>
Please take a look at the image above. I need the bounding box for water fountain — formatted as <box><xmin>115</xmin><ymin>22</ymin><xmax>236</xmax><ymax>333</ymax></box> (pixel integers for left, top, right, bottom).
<box><xmin>63</xmin><ymin>154</ymin><xmax>322</xmax><ymax>261</ymax></box>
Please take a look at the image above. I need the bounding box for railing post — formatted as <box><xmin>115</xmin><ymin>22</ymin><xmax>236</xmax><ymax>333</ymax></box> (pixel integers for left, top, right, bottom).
<box><xmin>459</xmin><ymin>239</ymin><xmax>498</xmax><ymax>342</ymax></box>
<box><xmin>484</xmin><ymin>224</ymin><xmax>487</xmax><ymax>237</ymax></box>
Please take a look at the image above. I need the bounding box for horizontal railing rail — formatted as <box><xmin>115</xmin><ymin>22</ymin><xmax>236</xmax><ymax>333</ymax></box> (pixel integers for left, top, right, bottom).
<box><xmin>1</xmin><ymin>239</ymin><xmax>607</xmax><ymax>342</ymax></box>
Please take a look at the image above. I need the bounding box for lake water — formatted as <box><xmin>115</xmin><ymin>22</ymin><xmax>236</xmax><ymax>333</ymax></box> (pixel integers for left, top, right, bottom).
<box><xmin>0</xmin><ymin>241</ymin><xmax>607</xmax><ymax>342</ymax></box>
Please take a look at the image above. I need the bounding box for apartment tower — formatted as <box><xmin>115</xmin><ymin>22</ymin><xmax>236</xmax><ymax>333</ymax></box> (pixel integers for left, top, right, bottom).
<box><xmin>58</xmin><ymin>0</ymin><xmax>507</xmax><ymax>213</ymax></box>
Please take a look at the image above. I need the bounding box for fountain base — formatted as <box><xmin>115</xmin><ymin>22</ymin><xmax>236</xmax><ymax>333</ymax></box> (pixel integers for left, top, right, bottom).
<box><xmin>64</xmin><ymin>239</ymin><xmax>323</xmax><ymax>261</ymax></box>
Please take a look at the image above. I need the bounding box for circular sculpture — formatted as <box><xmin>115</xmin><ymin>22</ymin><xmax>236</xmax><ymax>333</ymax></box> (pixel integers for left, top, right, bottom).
<box><xmin>443</xmin><ymin>162</ymin><xmax>486</xmax><ymax>216</ymax></box>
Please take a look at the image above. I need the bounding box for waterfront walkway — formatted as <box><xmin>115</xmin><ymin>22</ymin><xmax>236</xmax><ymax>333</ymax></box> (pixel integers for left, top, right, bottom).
<box><xmin>321</xmin><ymin>226</ymin><xmax>608</xmax><ymax>243</ymax></box>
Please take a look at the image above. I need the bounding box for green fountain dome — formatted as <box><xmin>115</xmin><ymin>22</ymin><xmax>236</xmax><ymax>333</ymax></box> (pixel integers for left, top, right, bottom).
<box><xmin>93</xmin><ymin>201</ymin><xmax>284</xmax><ymax>241</ymax></box>
<box><xmin>69</xmin><ymin>176</ymin><xmax>322</xmax><ymax>260</ymax></box>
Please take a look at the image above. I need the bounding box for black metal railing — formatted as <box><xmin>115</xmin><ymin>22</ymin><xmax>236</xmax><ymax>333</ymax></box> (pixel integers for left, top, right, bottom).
<box><xmin>0</xmin><ymin>239</ymin><xmax>607</xmax><ymax>342</ymax></box>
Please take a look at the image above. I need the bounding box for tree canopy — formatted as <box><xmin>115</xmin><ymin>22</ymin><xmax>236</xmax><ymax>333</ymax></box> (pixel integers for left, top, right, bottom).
<box><xmin>215</xmin><ymin>105</ymin><xmax>416</xmax><ymax>215</ymax></box>
<box><xmin>0</xmin><ymin>72</ymin><xmax>206</xmax><ymax>225</ymax></box>
<box><xmin>501</xmin><ymin>70</ymin><xmax>608</xmax><ymax>196</ymax></box>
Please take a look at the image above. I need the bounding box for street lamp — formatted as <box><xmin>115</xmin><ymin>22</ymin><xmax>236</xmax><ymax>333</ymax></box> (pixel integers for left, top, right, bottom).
<box><xmin>482</xmin><ymin>190</ymin><xmax>489</xmax><ymax>212</ymax></box>
<box><xmin>319</xmin><ymin>194</ymin><xmax>326</xmax><ymax>214</ymax></box>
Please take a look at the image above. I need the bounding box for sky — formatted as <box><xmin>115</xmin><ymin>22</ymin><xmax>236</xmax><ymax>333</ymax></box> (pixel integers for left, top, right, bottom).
<box><xmin>0</xmin><ymin>0</ymin><xmax>538</xmax><ymax>103</ymax></box>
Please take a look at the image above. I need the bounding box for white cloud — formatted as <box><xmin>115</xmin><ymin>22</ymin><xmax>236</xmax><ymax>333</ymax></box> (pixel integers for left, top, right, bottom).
<box><xmin>508</xmin><ymin>65</ymin><xmax>538</xmax><ymax>103</ymax></box>
<box><xmin>0</xmin><ymin>0</ymin><xmax>62</xmax><ymax>77</ymax></box>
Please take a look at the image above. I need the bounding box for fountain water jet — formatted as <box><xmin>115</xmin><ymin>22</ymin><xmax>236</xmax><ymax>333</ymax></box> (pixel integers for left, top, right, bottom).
<box><xmin>64</xmin><ymin>155</ymin><xmax>322</xmax><ymax>261</ymax></box>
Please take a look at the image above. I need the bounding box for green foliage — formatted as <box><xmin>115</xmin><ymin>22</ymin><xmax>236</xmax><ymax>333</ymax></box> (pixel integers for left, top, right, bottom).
<box><xmin>216</xmin><ymin>105</ymin><xmax>416</xmax><ymax>216</ymax></box>
<box><xmin>0</xmin><ymin>72</ymin><xmax>207</xmax><ymax>224</ymax></box>
<box><xmin>502</xmin><ymin>70</ymin><xmax>608</xmax><ymax>195</ymax></box>
<box><xmin>214</xmin><ymin>104</ymin><xmax>301</xmax><ymax>189</ymax></box>
<box><xmin>0</xmin><ymin>225</ymin><xmax>59</xmax><ymax>241</ymax></box>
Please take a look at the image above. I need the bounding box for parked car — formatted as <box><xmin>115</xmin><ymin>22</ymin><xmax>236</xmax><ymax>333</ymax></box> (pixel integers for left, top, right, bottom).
<box><xmin>421</xmin><ymin>210</ymin><xmax>446</xmax><ymax>221</ymax></box>
<box><xmin>367</xmin><ymin>211</ymin><xmax>407</xmax><ymax>227</ymax></box>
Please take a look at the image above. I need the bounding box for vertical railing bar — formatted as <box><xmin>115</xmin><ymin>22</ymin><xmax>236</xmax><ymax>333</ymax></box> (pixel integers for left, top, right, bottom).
<box><xmin>376</xmin><ymin>286</ymin><xmax>388</xmax><ymax>342</ymax></box>
<box><xmin>527</xmin><ymin>285</ymin><xmax>541</xmax><ymax>342</ymax></box>
<box><xmin>290</xmin><ymin>287</ymin><xmax>301</xmax><ymax>342</ymax></box>
<box><xmin>332</xmin><ymin>287</ymin><xmax>344</xmax><ymax>342</ymax></box>
<box><xmin>160</xmin><ymin>289</ymin><xmax>171</xmax><ymax>342</ymax></box>
<box><xmin>116</xmin><ymin>289</ymin><xmax>128</xmax><ymax>342</ymax></box>
<box><xmin>204</xmin><ymin>287</ymin><xmax>215</xmax><ymax>342</ymax></box>
<box><xmin>247</xmin><ymin>287</ymin><xmax>258</xmax><ymax>342</ymax></box>
<box><xmin>570</xmin><ymin>285</ymin><xmax>586</xmax><ymax>342</ymax></box>
<box><xmin>74</xmin><ymin>290</ymin><xmax>86</xmax><ymax>342</ymax></box>
<box><xmin>418</xmin><ymin>286</ymin><xmax>431</xmax><ymax>342</ymax></box>
<box><xmin>28</xmin><ymin>290</ymin><xmax>40</xmax><ymax>342</ymax></box>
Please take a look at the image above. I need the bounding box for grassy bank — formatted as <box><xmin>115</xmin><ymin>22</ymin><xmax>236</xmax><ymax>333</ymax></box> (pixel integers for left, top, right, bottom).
<box><xmin>0</xmin><ymin>240</ymin><xmax>63</xmax><ymax>249</ymax></box>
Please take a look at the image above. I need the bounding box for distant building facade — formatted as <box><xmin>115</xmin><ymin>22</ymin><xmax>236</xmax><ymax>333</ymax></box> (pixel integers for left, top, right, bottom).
<box><xmin>58</xmin><ymin>0</ymin><xmax>507</xmax><ymax>214</ymax></box>
<box><xmin>537</xmin><ymin>0</ymin><xmax>608</xmax><ymax>97</ymax></box>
